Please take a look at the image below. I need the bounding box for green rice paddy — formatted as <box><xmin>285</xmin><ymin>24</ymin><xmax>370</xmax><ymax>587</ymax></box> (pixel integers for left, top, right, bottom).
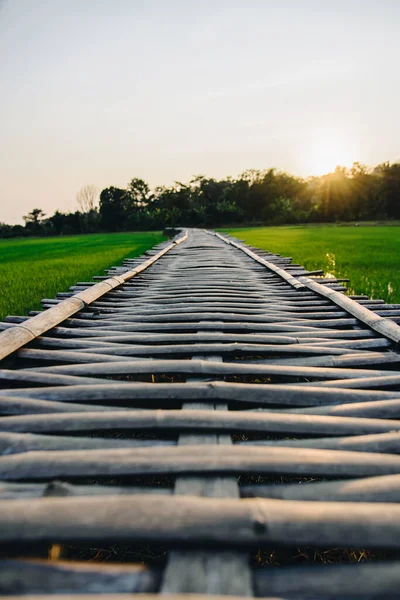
<box><xmin>0</xmin><ymin>232</ymin><xmax>165</xmax><ymax>320</ymax></box>
<box><xmin>222</xmin><ymin>224</ymin><xmax>400</xmax><ymax>304</ymax></box>
<box><xmin>1</xmin><ymin>225</ymin><xmax>398</xmax><ymax>322</ymax></box>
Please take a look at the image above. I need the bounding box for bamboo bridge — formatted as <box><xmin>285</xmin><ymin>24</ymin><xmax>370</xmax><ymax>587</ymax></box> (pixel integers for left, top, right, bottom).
<box><xmin>0</xmin><ymin>228</ymin><xmax>400</xmax><ymax>599</ymax></box>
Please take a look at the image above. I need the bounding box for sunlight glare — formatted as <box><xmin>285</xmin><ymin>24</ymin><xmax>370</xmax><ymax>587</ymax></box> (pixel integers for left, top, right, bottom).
<box><xmin>307</xmin><ymin>129</ymin><xmax>356</xmax><ymax>176</ymax></box>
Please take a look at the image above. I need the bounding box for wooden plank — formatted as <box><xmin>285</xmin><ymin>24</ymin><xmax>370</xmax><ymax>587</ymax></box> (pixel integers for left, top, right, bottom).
<box><xmin>1</xmin><ymin>381</ymin><xmax>398</xmax><ymax>407</ymax></box>
<box><xmin>238</xmin><ymin>431</ymin><xmax>400</xmax><ymax>453</ymax></box>
<box><xmin>287</xmin><ymin>398</ymin><xmax>400</xmax><ymax>418</ymax></box>
<box><xmin>0</xmin><ymin>559</ymin><xmax>159</xmax><ymax>594</ymax></box>
<box><xmin>0</xmin><ymin>481</ymin><xmax>172</xmax><ymax>499</ymax></box>
<box><xmin>33</xmin><ymin>320</ymin><xmax>364</xmax><ymax>334</ymax></box>
<box><xmin>0</xmin><ymin>595</ymin><xmax>282</xmax><ymax>600</ymax></box>
<box><xmin>254</xmin><ymin>560</ymin><xmax>400</xmax><ymax>599</ymax></box>
<box><xmin>299</xmin><ymin>275</ymin><xmax>400</xmax><ymax>343</ymax></box>
<box><xmin>213</xmin><ymin>232</ymin><xmax>306</xmax><ymax>291</ymax></box>
<box><xmin>3</xmin><ymin>494</ymin><xmax>400</xmax><ymax>548</ymax></box>
<box><xmin>161</xmin><ymin>347</ymin><xmax>252</xmax><ymax>595</ymax></box>
<box><xmin>3</xmin><ymin>408</ymin><xmax>400</xmax><ymax>437</ymax></box>
<box><xmin>242</xmin><ymin>473</ymin><xmax>400</xmax><ymax>503</ymax></box>
<box><xmin>15</xmin><ymin>341</ymin><xmax>370</xmax><ymax>357</ymax></box>
<box><xmin>63</xmin><ymin>338</ymin><xmax>390</xmax><ymax>354</ymax></box>
<box><xmin>0</xmin><ymin>431</ymin><xmax>174</xmax><ymax>454</ymax></box>
<box><xmin>0</xmin><ymin>231</ymin><xmax>188</xmax><ymax>361</ymax></box>
<box><xmin>240</xmin><ymin>351</ymin><xmax>399</xmax><ymax>367</ymax></box>
<box><xmin>0</xmin><ymin>369</ymin><xmax>110</xmax><ymax>386</ymax></box>
<box><xmin>292</xmin><ymin>373</ymin><xmax>400</xmax><ymax>389</ymax></box>
<box><xmin>26</xmin><ymin>358</ymin><xmax>400</xmax><ymax>381</ymax></box>
<box><xmin>1</xmin><ymin>445</ymin><xmax>400</xmax><ymax>480</ymax></box>
<box><xmin>1</xmin><ymin>226</ymin><xmax>400</xmax><ymax>599</ymax></box>
<box><xmin>0</xmin><ymin>395</ymin><xmax>123</xmax><ymax>414</ymax></box>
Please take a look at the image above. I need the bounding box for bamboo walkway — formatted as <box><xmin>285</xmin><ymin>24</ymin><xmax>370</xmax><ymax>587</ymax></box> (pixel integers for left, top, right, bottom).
<box><xmin>0</xmin><ymin>228</ymin><xmax>400</xmax><ymax>599</ymax></box>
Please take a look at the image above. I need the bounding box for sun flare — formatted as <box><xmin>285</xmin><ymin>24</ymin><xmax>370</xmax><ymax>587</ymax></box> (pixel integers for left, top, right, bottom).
<box><xmin>307</xmin><ymin>129</ymin><xmax>356</xmax><ymax>176</ymax></box>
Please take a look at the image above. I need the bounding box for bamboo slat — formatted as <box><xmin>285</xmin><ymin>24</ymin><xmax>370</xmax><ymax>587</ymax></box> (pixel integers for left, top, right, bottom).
<box><xmin>1</xmin><ymin>445</ymin><xmax>400</xmax><ymax>480</ymax></box>
<box><xmin>0</xmin><ymin>560</ymin><xmax>159</xmax><ymax>595</ymax></box>
<box><xmin>3</xmin><ymin>494</ymin><xmax>400</xmax><ymax>549</ymax></box>
<box><xmin>0</xmin><ymin>231</ymin><xmax>188</xmax><ymax>361</ymax></box>
<box><xmin>0</xmin><ymin>227</ymin><xmax>399</xmax><ymax>598</ymax></box>
<box><xmin>299</xmin><ymin>275</ymin><xmax>400</xmax><ymax>343</ymax></box>
<box><xmin>254</xmin><ymin>560</ymin><xmax>400</xmax><ymax>599</ymax></box>
<box><xmin>2</xmin><ymin>381</ymin><xmax>398</xmax><ymax>407</ymax></box>
<box><xmin>2</xmin><ymin>408</ymin><xmax>400</xmax><ymax>437</ymax></box>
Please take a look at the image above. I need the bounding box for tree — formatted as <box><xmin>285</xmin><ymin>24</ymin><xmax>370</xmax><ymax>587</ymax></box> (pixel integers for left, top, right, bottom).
<box><xmin>99</xmin><ymin>187</ymin><xmax>127</xmax><ymax>231</ymax></box>
<box><xmin>76</xmin><ymin>185</ymin><xmax>98</xmax><ymax>213</ymax></box>
<box><xmin>374</xmin><ymin>162</ymin><xmax>400</xmax><ymax>219</ymax></box>
<box><xmin>47</xmin><ymin>211</ymin><xmax>66</xmax><ymax>235</ymax></box>
<box><xmin>3</xmin><ymin>160</ymin><xmax>400</xmax><ymax>240</ymax></box>
<box><xmin>126</xmin><ymin>178</ymin><xmax>152</xmax><ymax>210</ymax></box>
<box><xmin>23</xmin><ymin>208</ymin><xmax>45</xmax><ymax>225</ymax></box>
<box><xmin>23</xmin><ymin>208</ymin><xmax>46</xmax><ymax>235</ymax></box>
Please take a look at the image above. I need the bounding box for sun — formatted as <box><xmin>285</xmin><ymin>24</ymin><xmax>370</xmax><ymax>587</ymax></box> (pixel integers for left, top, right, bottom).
<box><xmin>306</xmin><ymin>129</ymin><xmax>356</xmax><ymax>176</ymax></box>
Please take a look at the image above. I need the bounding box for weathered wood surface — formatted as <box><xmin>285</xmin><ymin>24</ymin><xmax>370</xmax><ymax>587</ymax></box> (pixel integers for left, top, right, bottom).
<box><xmin>2</xmin><ymin>409</ymin><xmax>400</xmax><ymax>437</ymax></box>
<box><xmin>0</xmin><ymin>228</ymin><xmax>399</xmax><ymax>598</ymax></box>
<box><xmin>0</xmin><ymin>481</ymin><xmax>172</xmax><ymax>499</ymax></box>
<box><xmin>0</xmin><ymin>560</ymin><xmax>160</xmax><ymax>594</ymax></box>
<box><xmin>161</xmin><ymin>352</ymin><xmax>253</xmax><ymax>596</ymax></box>
<box><xmin>0</xmin><ymin>231</ymin><xmax>188</xmax><ymax>360</ymax></box>
<box><xmin>3</xmin><ymin>494</ymin><xmax>400</xmax><ymax>549</ymax></box>
<box><xmin>2</xmin><ymin>381</ymin><xmax>399</xmax><ymax>406</ymax></box>
<box><xmin>254</xmin><ymin>560</ymin><xmax>400</xmax><ymax>599</ymax></box>
<box><xmin>242</xmin><ymin>472</ymin><xmax>400</xmax><ymax>502</ymax></box>
<box><xmin>22</xmin><ymin>357</ymin><xmax>400</xmax><ymax>379</ymax></box>
<box><xmin>215</xmin><ymin>232</ymin><xmax>400</xmax><ymax>341</ymax></box>
<box><xmin>2</xmin><ymin>444</ymin><xmax>400</xmax><ymax>480</ymax></box>
<box><xmin>1</xmin><ymin>595</ymin><xmax>282</xmax><ymax>600</ymax></box>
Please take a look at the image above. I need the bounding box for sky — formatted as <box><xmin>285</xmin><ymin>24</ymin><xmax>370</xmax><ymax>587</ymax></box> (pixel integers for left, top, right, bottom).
<box><xmin>1</xmin><ymin>0</ymin><xmax>400</xmax><ymax>224</ymax></box>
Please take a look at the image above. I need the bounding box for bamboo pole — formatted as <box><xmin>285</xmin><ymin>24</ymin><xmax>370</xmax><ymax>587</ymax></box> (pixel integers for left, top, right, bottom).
<box><xmin>299</xmin><ymin>275</ymin><xmax>400</xmax><ymax>344</ymax></box>
<box><xmin>0</xmin><ymin>231</ymin><xmax>188</xmax><ymax>361</ymax></box>
<box><xmin>211</xmin><ymin>230</ymin><xmax>400</xmax><ymax>345</ymax></box>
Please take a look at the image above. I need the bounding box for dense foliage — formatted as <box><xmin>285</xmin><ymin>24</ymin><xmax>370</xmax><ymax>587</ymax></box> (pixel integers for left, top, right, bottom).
<box><xmin>2</xmin><ymin>162</ymin><xmax>400</xmax><ymax>237</ymax></box>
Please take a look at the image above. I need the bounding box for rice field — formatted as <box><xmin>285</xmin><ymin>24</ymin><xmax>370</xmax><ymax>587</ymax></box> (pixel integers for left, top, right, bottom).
<box><xmin>222</xmin><ymin>224</ymin><xmax>400</xmax><ymax>304</ymax></box>
<box><xmin>0</xmin><ymin>232</ymin><xmax>165</xmax><ymax>320</ymax></box>
<box><xmin>1</xmin><ymin>225</ymin><xmax>398</xmax><ymax>322</ymax></box>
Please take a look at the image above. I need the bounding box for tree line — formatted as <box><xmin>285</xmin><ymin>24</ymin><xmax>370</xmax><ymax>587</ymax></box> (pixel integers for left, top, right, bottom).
<box><xmin>1</xmin><ymin>162</ymin><xmax>400</xmax><ymax>238</ymax></box>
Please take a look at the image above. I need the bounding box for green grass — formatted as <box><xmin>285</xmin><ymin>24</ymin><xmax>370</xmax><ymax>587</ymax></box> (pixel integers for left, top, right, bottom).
<box><xmin>0</xmin><ymin>232</ymin><xmax>165</xmax><ymax>320</ymax></box>
<box><xmin>221</xmin><ymin>224</ymin><xmax>400</xmax><ymax>304</ymax></box>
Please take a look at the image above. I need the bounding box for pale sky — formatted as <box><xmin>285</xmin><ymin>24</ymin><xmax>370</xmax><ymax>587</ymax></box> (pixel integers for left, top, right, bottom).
<box><xmin>1</xmin><ymin>0</ymin><xmax>399</xmax><ymax>224</ymax></box>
